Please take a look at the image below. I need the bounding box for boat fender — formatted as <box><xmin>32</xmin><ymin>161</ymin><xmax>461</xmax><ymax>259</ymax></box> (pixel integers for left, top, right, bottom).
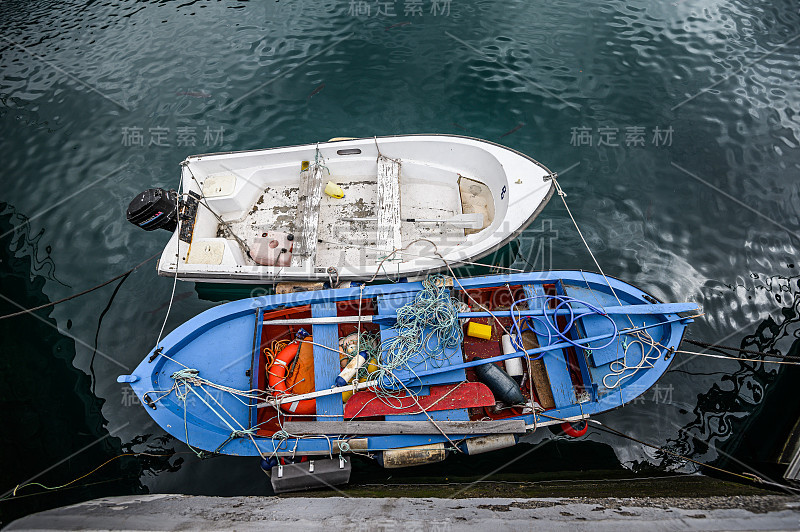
<box><xmin>377</xmin><ymin>443</ymin><xmax>447</xmax><ymax>469</ymax></box>
<box><xmin>271</xmin><ymin>456</ymin><xmax>351</xmax><ymax>494</ymax></box>
<box><xmin>501</xmin><ymin>334</ymin><xmax>524</xmax><ymax>385</ymax></box>
<box><xmin>471</xmin><ymin>356</ymin><xmax>525</xmax><ymax>405</ymax></box>
<box><xmin>334</xmin><ymin>353</ymin><xmax>367</xmax><ymax>387</ymax></box>
<box><xmin>459</xmin><ymin>434</ymin><xmax>518</xmax><ymax>455</ymax></box>
<box><xmin>260</xmin><ymin>457</ymin><xmax>279</xmax><ymax>471</ymax></box>
<box><xmin>342</xmin><ymin>373</ymin><xmax>368</xmax><ymax>403</ymax></box>
<box><xmin>366</xmin><ymin>357</ymin><xmax>379</xmax><ymax>374</ymax></box>
<box><xmin>280</xmin><ymin>455</ymin><xmax>309</xmax><ymax>465</ymax></box>
<box><xmin>558</xmin><ymin>420</ymin><xmax>588</xmax><ymax>438</ymax></box>
<box><xmin>268</xmin><ymin>342</ymin><xmax>316</xmax><ymax>415</ymax></box>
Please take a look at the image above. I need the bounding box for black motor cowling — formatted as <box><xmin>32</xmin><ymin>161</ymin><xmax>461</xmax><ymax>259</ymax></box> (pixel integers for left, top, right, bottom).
<box><xmin>127</xmin><ymin>188</ymin><xmax>178</xmax><ymax>232</ymax></box>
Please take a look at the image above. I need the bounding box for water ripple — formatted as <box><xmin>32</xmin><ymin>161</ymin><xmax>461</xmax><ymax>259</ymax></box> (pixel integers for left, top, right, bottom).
<box><xmin>2</xmin><ymin>0</ymin><xmax>800</xmax><ymax>491</ymax></box>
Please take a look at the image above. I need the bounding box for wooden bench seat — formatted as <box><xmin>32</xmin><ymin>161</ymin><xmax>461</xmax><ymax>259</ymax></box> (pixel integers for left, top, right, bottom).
<box><xmin>292</xmin><ymin>163</ymin><xmax>325</xmax><ymax>267</ymax></box>
<box><xmin>376</xmin><ymin>156</ymin><xmax>402</xmax><ymax>259</ymax></box>
<box><xmin>523</xmin><ymin>284</ymin><xmax>577</xmax><ymax>408</ymax></box>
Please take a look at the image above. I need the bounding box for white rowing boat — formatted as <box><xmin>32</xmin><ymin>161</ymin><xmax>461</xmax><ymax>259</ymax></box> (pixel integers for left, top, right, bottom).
<box><xmin>127</xmin><ymin>135</ymin><xmax>554</xmax><ymax>283</ymax></box>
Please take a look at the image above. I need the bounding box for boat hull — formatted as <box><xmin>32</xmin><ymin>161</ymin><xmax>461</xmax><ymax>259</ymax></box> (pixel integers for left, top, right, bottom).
<box><xmin>120</xmin><ymin>271</ymin><xmax>694</xmax><ymax>459</ymax></box>
<box><xmin>155</xmin><ymin>134</ymin><xmax>554</xmax><ymax>283</ymax></box>
<box><xmin>192</xmin><ymin>238</ymin><xmax>522</xmax><ymax>301</ymax></box>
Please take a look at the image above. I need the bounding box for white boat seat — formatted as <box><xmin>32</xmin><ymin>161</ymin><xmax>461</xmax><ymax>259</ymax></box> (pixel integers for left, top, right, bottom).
<box><xmin>376</xmin><ymin>155</ymin><xmax>402</xmax><ymax>259</ymax></box>
<box><xmin>292</xmin><ymin>163</ymin><xmax>325</xmax><ymax>267</ymax></box>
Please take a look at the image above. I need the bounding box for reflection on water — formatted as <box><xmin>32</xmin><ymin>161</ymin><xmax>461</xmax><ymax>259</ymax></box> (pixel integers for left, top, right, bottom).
<box><xmin>0</xmin><ymin>205</ymin><xmax>183</xmax><ymax>526</ymax></box>
<box><xmin>1</xmin><ymin>206</ymin><xmax>67</xmax><ymax>288</ymax></box>
<box><xmin>663</xmin><ymin>275</ymin><xmax>800</xmax><ymax>481</ymax></box>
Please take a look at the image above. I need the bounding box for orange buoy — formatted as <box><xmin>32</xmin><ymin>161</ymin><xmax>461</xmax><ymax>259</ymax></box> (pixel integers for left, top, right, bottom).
<box><xmin>268</xmin><ymin>341</ymin><xmax>316</xmax><ymax>415</ymax></box>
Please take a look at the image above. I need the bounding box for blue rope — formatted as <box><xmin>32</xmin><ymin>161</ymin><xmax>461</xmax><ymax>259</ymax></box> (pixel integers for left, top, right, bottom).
<box><xmin>508</xmin><ymin>295</ymin><xmax>619</xmax><ymax>357</ymax></box>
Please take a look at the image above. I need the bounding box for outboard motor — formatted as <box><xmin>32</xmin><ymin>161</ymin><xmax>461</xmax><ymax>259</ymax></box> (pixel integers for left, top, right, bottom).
<box><xmin>126</xmin><ymin>188</ymin><xmax>179</xmax><ymax>232</ymax></box>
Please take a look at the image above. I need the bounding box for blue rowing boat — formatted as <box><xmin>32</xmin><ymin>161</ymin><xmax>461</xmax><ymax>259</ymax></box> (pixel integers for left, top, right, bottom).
<box><xmin>119</xmin><ymin>271</ymin><xmax>697</xmax><ymax>492</ymax></box>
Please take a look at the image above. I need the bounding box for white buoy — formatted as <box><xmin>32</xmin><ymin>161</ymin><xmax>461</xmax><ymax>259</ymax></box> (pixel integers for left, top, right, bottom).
<box><xmin>335</xmin><ymin>354</ymin><xmax>366</xmax><ymax>387</ymax></box>
<box><xmin>501</xmin><ymin>335</ymin><xmax>524</xmax><ymax>384</ymax></box>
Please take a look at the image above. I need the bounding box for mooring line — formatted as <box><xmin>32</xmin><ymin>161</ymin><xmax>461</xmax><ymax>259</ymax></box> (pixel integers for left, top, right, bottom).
<box><xmin>0</xmin><ymin>251</ymin><xmax>161</xmax><ymax>320</ymax></box>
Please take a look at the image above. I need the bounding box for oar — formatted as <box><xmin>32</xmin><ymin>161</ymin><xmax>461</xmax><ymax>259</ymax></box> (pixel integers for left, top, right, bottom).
<box><xmin>342</xmin><ymin>213</ymin><xmax>484</xmax><ymax>229</ymax></box>
<box><xmin>262</xmin><ymin>302</ymin><xmax>700</xmax><ymax>326</ymax></box>
<box><xmin>406</xmin><ymin>213</ymin><xmax>484</xmax><ymax>229</ymax></box>
<box><xmin>257</xmin><ymin>315</ymin><xmax>690</xmax><ymax>409</ymax></box>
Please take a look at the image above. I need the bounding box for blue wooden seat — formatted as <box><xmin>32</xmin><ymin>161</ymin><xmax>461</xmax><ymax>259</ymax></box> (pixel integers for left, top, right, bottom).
<box><xmin>560</xmin><ymin>282</ymin><xmax>625</xmax><ymax>367</ymax></box>
<box><xmin>311</xmin><ymin>301</ymin><xmax>344</xmax><ymax>420</ymax></box>
<box><xmin>522</xmin><ymin>284</ymin><xmax>577</xmax><ymax>408</ymax></box>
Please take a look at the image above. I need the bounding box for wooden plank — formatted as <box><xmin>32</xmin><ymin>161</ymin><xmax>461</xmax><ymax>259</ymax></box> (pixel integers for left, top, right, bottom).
<box><xmin>292</xmin><ymin>164</ymin><xmax>324</xmax><ymax>266</ymax></box>
<box><xmin>386</xmin><ymin>409</ymin><xmax>470</xmax><ymax>422</ymax></box>
<box><xmin>262</xmin><ymin>302</ymin><xmax>701</xmax><ymax>326</ymax></box>
<box><xmin>521</xmin><ymin>330</ymin><xmax>555</xmax><ymax>410</ymax></box>
<box><xmin>376</xmin><ymin>156</ymin><xmax>401</xmax><ymax>257</ymax></box>
<box><xmin>523</xmin><ymin>284</ymin><xmax>576</xmax><ymax>408</ymax></box>
<box><xmin>311</xmin><ymin>301</ymin><xmax>343</xmax><ymax>420</ymax></box>
<box><xmin>249</xmin><ymin>308</ymin><xmax>265</xmax><ymax>429</ymax></box>
<box><xmin>275</xmin><ymin>281</ymin><xmax>325</xmax><ymax>294</ymax></box>
<box><xmin>376</xmin><ymin>291</ymin><xmax>415</xmax><ymax>315</ymax></box>
<box><xmin>283</xmin><ymin>419</ymin><xmax>526</xmax><ymax>435</ymax></box>
<box><xmin>552</xmin><ymin>281</ymin><xmax>593</xmax><ymax>398</ymax></box>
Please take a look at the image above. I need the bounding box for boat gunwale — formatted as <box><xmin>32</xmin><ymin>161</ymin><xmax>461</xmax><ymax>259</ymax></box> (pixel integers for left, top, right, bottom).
<box><xmin>186</xmin><ymin>133</ymin><xmax>554</xmax><ymax>177</ymax></box>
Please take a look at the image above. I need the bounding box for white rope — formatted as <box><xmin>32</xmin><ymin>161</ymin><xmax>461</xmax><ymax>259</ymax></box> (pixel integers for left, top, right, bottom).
<box><xmin>551</xmin><ymin>176</ymin><xmax>631</xmax><ymax>317</ymax></box>
<box><xmin>602</xmin><ymin>329</ymin><xmax>662</xmax><ymax>389</ymax></box>
<box><xmin>669</xmin><ymin>348</ymin><xmax>800</xmax><ymax>366</ymax></box>
<box><xmin>156</xmin><ymin>270</ymin><xmax>179</xmax><ymax>347</ymax></box>
<box><xmin>155</xmin><ymin>165</ymin><xmax>184</xmax><ymax>347</ymax></box>
<box><xmin>356</xmin><ymin>284</ymin><xmax>364</xmax><ymax>359</ymax></box>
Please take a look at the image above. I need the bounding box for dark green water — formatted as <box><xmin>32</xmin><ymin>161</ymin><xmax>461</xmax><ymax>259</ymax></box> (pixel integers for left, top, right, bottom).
<box><xmin>2</xmin><ymin>0</ymin><xmax>800</xmax><ymax>524</ymax></box>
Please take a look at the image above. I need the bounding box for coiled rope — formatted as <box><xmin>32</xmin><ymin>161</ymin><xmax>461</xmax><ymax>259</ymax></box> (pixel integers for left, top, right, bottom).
<box><xmin>370</xmin><ymin>275</ymin><xmax>463</xmax><ymax>392</ymax></box>
<box><xmin>508</xmin><ymin>294</ymin><xmax>619</xmax><ymax>357</ymax></box>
